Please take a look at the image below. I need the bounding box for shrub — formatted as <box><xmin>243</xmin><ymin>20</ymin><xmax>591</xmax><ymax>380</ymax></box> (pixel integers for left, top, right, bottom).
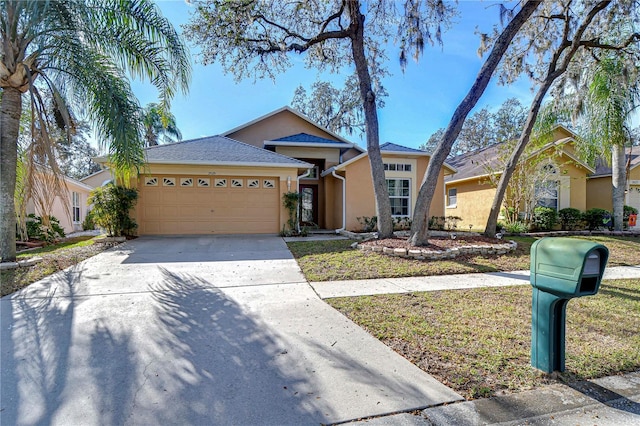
<box><xmin>282</xmin><ymin>191</ymin><xmax>300</xmax><ymax>234</ymax></box>
<box><xmin>357</xmin><ymin>216</ymin><xmax>378</xmax><ymax>232</ymax></box>
<box><xmin>503</xmin><ymin>221</ymin><xmax>529</xmax><ymax>234</ymax></box>
<box><xmin>393</xmin><ymin>217</ymin><xmax>412</xmax><ymax>231</ymax></box>
<box><xmin>429</xmin><ymin>216</ymin><xmax>445</xmax><ymax>231</ymax></box>
<box><xmin>82</xmin><ymin>209</ymin><xmax>96</xmax><ymax>231</ymax></box>
<box><xmin>558</xmin><ymin>208</ymin><xmax>583</xmax><ymax>231</ymax></box>
<box><xmin>583</xmin><ymin>208</ymin><xmax>610</xmax><ymax>231</ymax></box>
<box><xmin>24</xmin><ymin>213</ymin><xmax>65</xmax><ymax>243</ymax></box>
<box><xmin>624</xmin><ymin>205</ymin><xmax>638</xmax><ymax>219</ymax></box>
<box><xmin>445</xmin><ymin>215</ymin><xmax>462</xmax><ymax>231</ymax></box>
<box><xmin>531</xmin><ymin>206</ymin><xmax>558</xmax><ymax>231</ymax></box>
<box><xmin>89</xmin><ymin>184</ymin><xmax>138</xmax><ymax>237</ymax></box>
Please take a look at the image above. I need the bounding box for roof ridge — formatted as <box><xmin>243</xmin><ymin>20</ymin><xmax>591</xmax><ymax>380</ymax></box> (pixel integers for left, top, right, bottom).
<box><xmin>144</xmin><ymin>135</ymin><xmax>214</xmax><ymax>151</ymax></box>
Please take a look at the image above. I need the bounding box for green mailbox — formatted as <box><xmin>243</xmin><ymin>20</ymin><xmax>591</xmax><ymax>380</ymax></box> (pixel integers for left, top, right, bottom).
<box><xmin>530</xmin><ymin>237</ymin><xmax>609</xmax><ymax>373</ymax></box>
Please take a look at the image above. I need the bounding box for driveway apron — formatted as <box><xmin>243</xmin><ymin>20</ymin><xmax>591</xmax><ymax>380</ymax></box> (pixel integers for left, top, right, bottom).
<box><xmin>1</xmin><ymin>235</ymin><xmax>461</xmax><ymax>425</ymax></box>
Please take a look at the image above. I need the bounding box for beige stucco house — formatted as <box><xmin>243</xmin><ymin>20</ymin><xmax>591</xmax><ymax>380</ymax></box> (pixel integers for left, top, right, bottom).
<box><xmin>444</xmin><ymin>125</ymin><xmax>594</xmax><ymax>230</ymax></box>
<box><xmin>586</xmin><ymin>147</ymin><xmax>640</xmax><ymax>222</ymax></box>
<box><xmin>114</xmin><ymin>106</ymin><xmax>454</xmax><ymax>235</ymax></box>
<box><xmin>26</xmin><ymin>172</ymin><xmax>94</xmax><ymax>234</ymax></box>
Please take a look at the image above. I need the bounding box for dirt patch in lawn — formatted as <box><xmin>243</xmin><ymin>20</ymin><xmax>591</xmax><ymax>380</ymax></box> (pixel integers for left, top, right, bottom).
<box><xmin>1</xmin><ymin>237</ymin><xmax>122</xmax><ymax>297</ymax></box>
<box><xmin>360</xmin><ymin>236</ymin><xmax>505</xmax><ymax>251</ymax></box>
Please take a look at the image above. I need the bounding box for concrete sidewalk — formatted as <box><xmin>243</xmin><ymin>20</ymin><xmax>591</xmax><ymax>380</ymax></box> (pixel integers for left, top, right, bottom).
<box><xmin>346</xmin><ymin>371</ymin><xmax>640</xmax><ymax>425</ymax></box>
<box><xmin>310</xmin><ymin>265</ymin><xmax>640</xmax><ymax>299</ymax></box>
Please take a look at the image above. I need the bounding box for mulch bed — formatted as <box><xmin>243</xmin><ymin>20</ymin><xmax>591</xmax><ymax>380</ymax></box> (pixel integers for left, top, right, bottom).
<box><xmin>360</xmin><ymin>236</ymin><xmax>505</xmax><ymax>251</ymax></box>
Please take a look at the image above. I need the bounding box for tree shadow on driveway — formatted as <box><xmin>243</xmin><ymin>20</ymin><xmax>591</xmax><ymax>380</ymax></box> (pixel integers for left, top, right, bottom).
<box><xmin>139</xmin><ymin>267</ymin><xmax>330</xmax><ymax>424</ymax></box>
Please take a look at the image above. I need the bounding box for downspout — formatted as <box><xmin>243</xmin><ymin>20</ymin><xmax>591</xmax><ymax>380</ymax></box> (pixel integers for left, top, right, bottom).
<box><xmin>332</xmin><ymin>170</ymin><xmax>346</xmax><ymax>233</ymax></box>
<box><xmin>296</xmin><ymin>168</ymin><xmax>312</xmax><ymax>233</ymax></box>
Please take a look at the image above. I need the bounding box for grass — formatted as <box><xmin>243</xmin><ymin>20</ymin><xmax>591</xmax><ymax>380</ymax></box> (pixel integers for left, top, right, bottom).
<box><xmin>287</xmin><ymin>236</ymin><xmax>639</xmax><ymax>281</ymax></box>
<box><xmin>1</xmin><ymin>236</ymin><xmax>116</xmax><ymax>297</ymax></box>
<box><xmin>328</xmin><ymin>278</ymin><xmax>640</xmax><ymax>400</ymax></box>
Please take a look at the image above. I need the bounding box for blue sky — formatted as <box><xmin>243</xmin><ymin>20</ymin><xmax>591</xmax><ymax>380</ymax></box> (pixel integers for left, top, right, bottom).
<box><xmin>131</xmin><ymin>0</ymin><xmax>534</xmax><ymax>150</ymax></box>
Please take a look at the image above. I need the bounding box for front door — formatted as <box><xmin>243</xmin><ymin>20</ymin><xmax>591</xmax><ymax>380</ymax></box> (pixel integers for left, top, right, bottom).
<box><xmin>299</xmin><ymin>184</ymin><xmax>318</xmax><ymax>226</ymax></box>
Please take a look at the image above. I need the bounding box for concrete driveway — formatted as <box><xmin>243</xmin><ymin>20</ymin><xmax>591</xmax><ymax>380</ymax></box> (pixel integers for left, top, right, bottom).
<box><xmin>1</xmin><ymin>235</ymin><xmax>461</xmax><ymax>425</ymax></box>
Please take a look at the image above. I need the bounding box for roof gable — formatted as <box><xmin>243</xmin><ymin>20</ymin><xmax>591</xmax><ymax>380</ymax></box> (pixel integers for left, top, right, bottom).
<box><xmin>446</xmin><ymin>137</ymin><xmax>594</xmax><ymax>183</ymax></box>
<box><xmin>591</xmin><ymin>146</ymin><xmax>640</xmax><ymax>177</ymax></box>
<box><xmin>222</xmin><ymin>106</ymin><xmax>351</xmax><ymax>144</ymax></box>
<box><xmin>143</xmin><ymin>135</ymin><xmax>311</xmax><ymax>168</ymax></box>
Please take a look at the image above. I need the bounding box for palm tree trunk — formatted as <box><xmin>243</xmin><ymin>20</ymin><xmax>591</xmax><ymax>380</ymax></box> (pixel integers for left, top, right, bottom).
<box><xmin>348</xmin><ymin>3</ymin><xmax>393</xmax><ymax>238</ymax></box>
<box><xmin>0</xmin><ymin>87</ymin><xmax>22</xmax><ymax>262</ymax></box>
<box><xmin>612</xmin><ymin>143</ymin><xmax>626</xmax><ymax>231</ymax></box>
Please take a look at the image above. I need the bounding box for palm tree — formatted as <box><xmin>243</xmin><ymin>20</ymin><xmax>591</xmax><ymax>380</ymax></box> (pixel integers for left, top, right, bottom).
<box><xmin>142</xmin><ymin>103</ymin><xmax>182</xmax><ymax>147</ymax></box>
<box><xmin>0</xmin><ymin>0</ymin><xmax>191</xmax><ymax>261</ymax></box>
<box><xmin>581</xmin><ymin>56</ymin><xmax>639</xmax><ymax>231</ymax></box>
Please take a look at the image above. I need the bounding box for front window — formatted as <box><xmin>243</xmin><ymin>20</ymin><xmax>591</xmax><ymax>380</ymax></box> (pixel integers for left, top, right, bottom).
<box><xmin>72</xmin><ymin>192</ymin><xmax>81</xmax><ymax>222</ymax></box>
<box><xmin>387</xmin><ymin>178</ymin><xmax>410</xmax><ymax>216</ymax></box>
<box><xmin>447</xmin><ymin>188</ymin><xmax>457</xmax><ymax>207</ymax></box>
<box><xmin>536</xmin><ymin>164</ymin><xmax>559</xmax><ymax>210</ymax></box>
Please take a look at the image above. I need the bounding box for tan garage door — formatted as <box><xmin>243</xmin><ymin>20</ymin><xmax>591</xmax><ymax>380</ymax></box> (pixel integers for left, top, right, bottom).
<box><xmin>138</xmin><ymin>175</ymin><xmax>280</xmax><ymax>234</ymax></box>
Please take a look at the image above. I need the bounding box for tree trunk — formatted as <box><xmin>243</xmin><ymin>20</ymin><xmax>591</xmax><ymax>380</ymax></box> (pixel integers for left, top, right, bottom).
<box><xmin>484</xmin><ymin>79</ymin><xmax>551</xmax><ymax>237</ymax></box>
<box><xmin>0</xmin><ymin>87</ymin><xmax>22</xmax><ymax>262</ymax></box>
<box><xmin>409</xmin><ymin>0</ymin><xmax>541</xmax><ymax>246</ymax></box>
<box><xmin>612</xmin><ymin>143</ymin><xmax>626</xmax><ymax>231</ymax></box>
<box><xmin>348</xmin><ymin>3</ymin><xmax>393</xmax><ymax>238</ymax></box>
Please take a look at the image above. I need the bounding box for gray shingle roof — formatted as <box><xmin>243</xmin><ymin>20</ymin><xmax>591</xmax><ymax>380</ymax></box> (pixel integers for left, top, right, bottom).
<box><xmin>271</xmin><ymin>133</ymin><xmax>345</xmax><ymax>144</ymax></box>
<box><xmin>590</xmin><ymin>146</ymin><xmax>640</xmax><ymax>177</ymax></box>
<box><xmin>144</xmin><ymin>135</ymin><xmax>311</xmax><ymax>167</ymax></box>
<box><xmin>380</xmin><ymin>142</ymin><xmax>426</xmax><ymax>153</ymax></box>
<box><xmin>446</xmin><ymin>144</ymin><xmax>502</xmax><ymax>182</ymax></box>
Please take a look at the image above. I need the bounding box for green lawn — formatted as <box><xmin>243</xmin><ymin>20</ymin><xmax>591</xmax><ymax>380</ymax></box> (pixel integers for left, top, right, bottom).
<box><xmin>328</xmin><ymin>278</ymin><xmax>640</xmax><ymax>400</ymax></box>
<box><xmin>1</xmin><ymin>236</ymin><xmax>116</xmax><ymax>297</ymax></box>
<box><xmin>287</xmin><ymin>236</ymin><xmax>639</xmax><ymax>281</ymax></box>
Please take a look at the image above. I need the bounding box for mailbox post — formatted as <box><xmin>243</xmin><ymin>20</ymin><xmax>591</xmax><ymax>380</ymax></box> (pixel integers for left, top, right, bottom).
<box><xmin>529</xmin><ymin>238</ymin><xmax>609</xmax><ymax>373</ymax></box>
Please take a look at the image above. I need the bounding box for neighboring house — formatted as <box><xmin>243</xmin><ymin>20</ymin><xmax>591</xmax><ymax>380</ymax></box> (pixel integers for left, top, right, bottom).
<box><xmin>444</xmin><ymin>125</ymin><xmax>595</xmax><ymax>230</ymax></box>
<box><xmin>586</xmin><ymin>147</ymin><xmax>640</xmax><ymax>224</ymax></box>
<box><xmin>80</xmin><ymin>168</ymin><xmax>114</xmax><ymax>188</ymax></box>
<box><xmin>97</xmin><ymin>106</ymin><xmax>455</xmax><ymax>235</ymax></box>
<box><xmin>26</xmin><ymin>172</ymin><xmax>93</xmax><ymax>234</ymax></box>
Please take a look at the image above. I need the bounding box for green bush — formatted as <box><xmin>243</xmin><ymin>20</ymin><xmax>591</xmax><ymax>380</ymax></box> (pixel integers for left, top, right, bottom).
<box><xmin>282</xmin><ymin>191</ymin><xmax>300</xmax><ymax>234</ymax></box>
<box><xmin>445</xmin><ymin>215</ymin><xmax>462</xmax><ymax>231</ymax></box>
<box><xmin>583</xmin><ymin>208</ymin><xmax>611</xmax><ymax>231</ymax></box>
<box><xmin>82</xmin><ymin>209</ymin><xmax>96</xmax><ymax>231</ymax></box>
<box><xmin>558</xmin><ymin>208</ymin><xmax>583</xmax><ymax>231</ymax></box>
<box><xmin>393</xmin><ymin>217</ymin><xmax>412</xmax><ymax>231</ymax></box>
<box><xmin>24</xmin><ymin>213</ymin><xmax>65</xmax><ymax>243</ymax></box>
<box><xmin>624</xmin><ymin>205</ymin><xmax>638</xmax><ymax>219</ymax></box>
<box><xmin>503</xmin><ymin>221</ymin><xmax>529</xmax><ymax>233</ymax></box>
<box><xmin>357</xmin><ymin>216</ymin><xmax>378</xmax><ymax>232</ymax></box>
<box><xmin>89</xmin><ymin>184</ymin><xmax>138</xmax><ymax>237</ymax></box>
<box><xmin>531</xmin><ymin>206</ymin><xmax>558</xmax><ymax>231</ymax></box>
<box><xmin>428</xmin><ymin>216</ymin><xmax>445</xmax><ymax>231</ymax></box>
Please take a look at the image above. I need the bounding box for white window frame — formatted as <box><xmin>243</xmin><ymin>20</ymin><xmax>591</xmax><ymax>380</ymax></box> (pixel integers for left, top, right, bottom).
<box><xmin>386</xmin><ymin>178</ymin><xmax>411</xmax><ymax>217</ymax></box>
<box><xmin>535</xmin><ymin>164</ymin><xmax>559</xmax><ymax>211</ymax></box>
<box><xmin>447</xmin><ymin>188</ymin><xmax>457</xmax><ymax>208</ymax></box>
<box><xmin>72</xmin><ymin>191</ymin><xmax>81</xmax><ymax>223</ymax></box>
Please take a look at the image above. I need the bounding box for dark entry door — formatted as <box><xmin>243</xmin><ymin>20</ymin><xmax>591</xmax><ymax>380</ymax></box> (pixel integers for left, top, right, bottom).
<box><xmin>299</xmin><ymin>184</ymin><xmax>318</xmax><ymax>226</ymax></box>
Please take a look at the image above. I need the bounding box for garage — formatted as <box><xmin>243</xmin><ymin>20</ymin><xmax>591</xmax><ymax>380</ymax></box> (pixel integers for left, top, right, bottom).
<box><xmin>131</xmin><ymin>135</ymin><xmax>311</xmax><ymax>235</ymax></box>
<box><xmin>138</xmin><ymin>175</ymin><xmax>281</xmax><ymax>234</ymax></box>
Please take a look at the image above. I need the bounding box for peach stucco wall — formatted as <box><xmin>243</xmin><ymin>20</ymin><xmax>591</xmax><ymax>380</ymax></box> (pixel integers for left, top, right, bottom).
<box><xmin>342</xmin><ymin>154</ymin><xmax>446</xmax><ymax>231</ymax></box>
<box><xmin>445</xmin><ymin>179</ymin><xmax>496</xmax><ymax>231</ymax></box>
<box><xmin>226</xmin><ymin>110</ymin><xmax>340</xmax><ymax>148</ymax></box>
<box><xmin>27</xmin><ymin>178</ymin><xmax>92</xmax><ymax>233</ymax></box>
